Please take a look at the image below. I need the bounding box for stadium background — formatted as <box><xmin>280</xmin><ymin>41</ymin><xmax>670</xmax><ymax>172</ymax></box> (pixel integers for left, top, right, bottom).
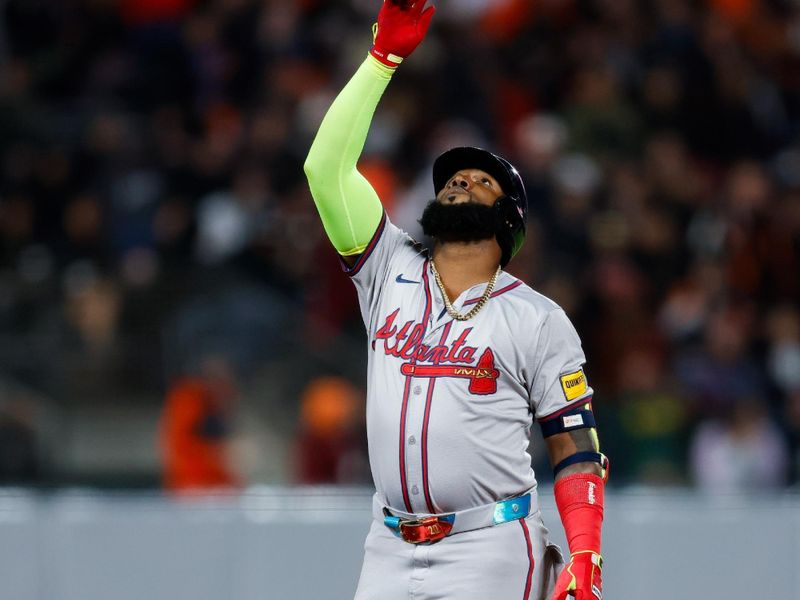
<box><xmin>0</xmin><ymin>0</ymin><xmax>799</xmax><ymax>598</ymax></box>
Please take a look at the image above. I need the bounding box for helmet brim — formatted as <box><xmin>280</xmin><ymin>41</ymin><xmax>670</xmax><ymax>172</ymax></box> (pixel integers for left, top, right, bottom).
<box><xmin>433</xmin><ymin>147</ymin><xmax>518</xmax><ymax>199</ymax></box>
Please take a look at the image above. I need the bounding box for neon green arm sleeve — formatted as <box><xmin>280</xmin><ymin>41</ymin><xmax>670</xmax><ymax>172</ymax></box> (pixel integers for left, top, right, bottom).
<box><xmin>303</xmin><ymin>56</ymin><xmax>394</xmax><ymax>256</ymax></box>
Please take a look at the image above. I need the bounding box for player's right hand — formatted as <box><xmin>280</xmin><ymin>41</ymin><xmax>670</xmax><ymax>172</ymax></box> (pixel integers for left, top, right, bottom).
<box><xmin>551</xmin><ymin>551</ymin><xmax>603</xmax><ymax>600</ymax></box>
<box><xmin>370</xmin><ymin>0</ymin><xmax>436</xmax><ymax>68</ymax></box>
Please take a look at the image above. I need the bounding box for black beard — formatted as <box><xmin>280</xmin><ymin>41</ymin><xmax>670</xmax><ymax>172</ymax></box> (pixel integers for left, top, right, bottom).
<box><xmin>418</xmin><ymin>200</ymin><xmax>498</xmax><ymax>243</ymax></box>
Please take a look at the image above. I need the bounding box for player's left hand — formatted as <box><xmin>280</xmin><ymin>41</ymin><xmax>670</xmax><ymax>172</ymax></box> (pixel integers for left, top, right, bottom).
<box><xmin>551</xmin><ymin>551</ymin><xmax>603</xmax><ymax>600</ymax></box>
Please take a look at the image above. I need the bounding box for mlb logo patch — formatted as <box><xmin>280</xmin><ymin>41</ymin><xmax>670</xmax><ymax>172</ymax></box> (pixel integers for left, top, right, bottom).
<box><xmin>560</xmin><ymin>369</ymin><xmax>587</xmax><ymax>401</ymax></box>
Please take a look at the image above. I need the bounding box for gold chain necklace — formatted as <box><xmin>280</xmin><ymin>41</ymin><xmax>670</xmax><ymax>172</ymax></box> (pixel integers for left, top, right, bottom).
<box><xmin>430</xmin><ymin>261</ymin><xmax>501</xmax><ymax>322</ymax></box>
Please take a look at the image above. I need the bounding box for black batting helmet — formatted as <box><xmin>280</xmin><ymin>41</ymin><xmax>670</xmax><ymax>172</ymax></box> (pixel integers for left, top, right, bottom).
<box><xmin>432</xmin><ymin>147</ymin><xmax>528</xmax><ymax>267</ymax></box>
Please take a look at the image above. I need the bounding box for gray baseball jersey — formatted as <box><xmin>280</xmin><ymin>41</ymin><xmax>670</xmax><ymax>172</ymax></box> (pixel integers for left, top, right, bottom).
<box><xmin>349</xmin><ymin>215</ymin><xmax>592</xmax><ymax>599</ymax></box>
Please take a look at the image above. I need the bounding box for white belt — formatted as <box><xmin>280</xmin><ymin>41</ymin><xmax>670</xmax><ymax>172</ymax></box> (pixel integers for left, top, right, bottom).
<box><xmin>372</xmin><ymin>490</ymin><xmax>538</xmax><ymax>536</ymax></box>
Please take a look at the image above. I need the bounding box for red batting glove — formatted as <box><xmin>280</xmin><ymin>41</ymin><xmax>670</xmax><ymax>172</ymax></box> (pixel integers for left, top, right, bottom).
<box><xmin>370</xmin><ymin>0</ymin><xmax>436</xmax><ymax>68</ymax></box>
<box><xmin>552</xmin><ymin>550</ymin><xmax>603</xmax><ymax>600</ymax></box>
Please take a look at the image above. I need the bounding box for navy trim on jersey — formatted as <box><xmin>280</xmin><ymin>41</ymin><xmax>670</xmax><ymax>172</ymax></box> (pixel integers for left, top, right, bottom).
<box><xmin>340</xmin><ymin>211</ymin><xmax>387</xmax><ymax>277</ymax></box>
<box><xmin>421</xmin><ymin>320</ymin><xmax>452</xmax><ymax>514</ymax></box>
<box><xmin>538</xmin><ymin>396</ymin><xmax>593</xmax><ymax>423</ymax></box>
<box><xmin>462</xmin><ymin>279</ymin><xmax>523</xmax><ymax>306</ymax></box>
<box><xmin>520</xmin><ymin>518</ymin><xmax>535</xmax><ymax>599</ymax></box>
<box><xmin>398</xmin><ymin>257</ymin><xmax>433</xmax><ymax>513</ymax></box>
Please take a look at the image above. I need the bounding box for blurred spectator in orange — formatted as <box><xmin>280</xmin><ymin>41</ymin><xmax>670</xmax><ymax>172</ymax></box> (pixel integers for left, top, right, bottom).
<box><xmin>160</xmin><ymin>356</ymin><xmax>241</xmax><ymax>493</ymax></box>
<box><xmin>294</xmin><ymin>376</ymin><xmax>368</xmax><ymax>484</ymax></box>
<box><xmin>479</xmin><ymin>0</ymin><xmax>534</xmax><ymax>41</ymax></box>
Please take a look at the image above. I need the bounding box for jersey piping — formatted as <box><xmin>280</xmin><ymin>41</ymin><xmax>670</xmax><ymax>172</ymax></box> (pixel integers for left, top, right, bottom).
<box><xmin>538</xmin><ymin>396</ymin><xmax>594</xmax><ymax>422</ymax></box>
<box><xmin>421</xmin><ymin>320</ymin><xmax>453</xmax><ymax>513</ymax></box>
<box><xmin>520</xmin><ymin>518</ymin><xmax>535</xmax><ymax>599</ymax></box>
<box><xmin>341</xmin><ymin>211</ymin><xmax>388</xmax><ymax>277</ymax></box>
<box><xmin>462</xmin><ymin>279</ymin><xmax>524</xmax><ymax>306</ymax></box>
<box><xmin>398</xmin><ymin>257</ymin><xmax>433</xmax><ymax>512</ymax></box>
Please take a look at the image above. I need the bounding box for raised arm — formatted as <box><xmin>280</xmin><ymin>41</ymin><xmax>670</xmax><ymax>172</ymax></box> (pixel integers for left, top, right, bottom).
<box><xmin>303</xmin><ymin>0</ymin><xmax>435</xmax><ymax>264</ymax></box>
<box><xmin>303</xmin><ymin>57</ymin><xmax>391</xmax><ymax>262</ymax></box>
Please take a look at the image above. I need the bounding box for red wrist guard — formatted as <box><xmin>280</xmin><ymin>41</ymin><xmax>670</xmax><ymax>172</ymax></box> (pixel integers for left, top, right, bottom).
<box><xmin>554</xmin><ymin>472</ymin><xmax>604</xmax><ymax>555</ymax></box>
<box><xmin>369</xmin><ymin>45</ymin><xmax>403</xmax><ymax>68</ymax></box>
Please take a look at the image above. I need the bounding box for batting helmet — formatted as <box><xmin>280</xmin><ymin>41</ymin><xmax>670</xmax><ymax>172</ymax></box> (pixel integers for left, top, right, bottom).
<box><xmin>432</xmin><ymin>146</ymin><xmax>527</xmax><ymax>267</ymax></box>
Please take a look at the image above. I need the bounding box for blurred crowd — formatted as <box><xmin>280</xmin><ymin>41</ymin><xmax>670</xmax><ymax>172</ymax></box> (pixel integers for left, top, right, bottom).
<box><xmin>0</xmin><ymin>0</ymin><xmax>799</xmax><ymax>491</ymax></box>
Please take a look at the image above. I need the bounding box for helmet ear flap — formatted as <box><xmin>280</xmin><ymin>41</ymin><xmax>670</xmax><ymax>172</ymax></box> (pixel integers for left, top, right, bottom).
<box><xmin>494</xmin><ymin>195</ymin><xmax>526</xmax><ymax>267</ymax></box>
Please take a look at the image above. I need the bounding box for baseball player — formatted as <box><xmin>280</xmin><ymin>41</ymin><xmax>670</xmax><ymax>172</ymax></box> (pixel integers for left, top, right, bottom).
<box><xmin>304</xmin><ymin>2</ymin><xmax>607</xmax><ymax>599</ymax></box>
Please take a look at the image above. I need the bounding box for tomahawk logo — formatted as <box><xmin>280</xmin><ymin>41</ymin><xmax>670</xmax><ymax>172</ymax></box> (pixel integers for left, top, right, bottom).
<box><xmin>400</xmin><ymin>349</ymin><xmax>499</xmax><ymax>395</ymax></box>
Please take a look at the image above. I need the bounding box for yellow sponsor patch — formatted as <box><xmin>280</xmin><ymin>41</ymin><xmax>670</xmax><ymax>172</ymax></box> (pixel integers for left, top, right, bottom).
<box><xmin>560</xmin><ymin>369</ymin><xmax>588</xmax><ymax>401</ymax></box>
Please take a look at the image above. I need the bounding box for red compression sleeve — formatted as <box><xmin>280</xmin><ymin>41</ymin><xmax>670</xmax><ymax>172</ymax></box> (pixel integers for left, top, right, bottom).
<box><xmin>554</xmin><ymin>472</ymin><xmax>604</xmax><ymax>554</ymax></box>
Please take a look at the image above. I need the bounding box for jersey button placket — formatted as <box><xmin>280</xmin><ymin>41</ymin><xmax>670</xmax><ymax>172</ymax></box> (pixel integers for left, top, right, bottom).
<box><xmin>403</xmin><ymin>377</ymin><xmax>426</xmax><ymax>512</ymax></box>
<box><xmin>414</xmin><ymin>318</ymin><xmax>454</xmax><ymax>515</ymax></box>
<box><xmin>403</xmin><ymin>268</ymin><xmax>437</xmax><ymax>513</ymax></box>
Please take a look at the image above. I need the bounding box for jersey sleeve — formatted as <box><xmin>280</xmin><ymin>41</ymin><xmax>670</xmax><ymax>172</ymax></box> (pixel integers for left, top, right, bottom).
<box><xmin>345</xmin><ymin>214</ymin><xmax>424</xmax><ymax>330</ymax></box>
<box><xmin>527</xmin><ymin>308</ymin><xmax>594</xmax><ymax>420</ymax></box>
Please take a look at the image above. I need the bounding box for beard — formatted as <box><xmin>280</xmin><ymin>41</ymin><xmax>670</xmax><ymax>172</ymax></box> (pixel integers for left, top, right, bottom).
<box><xmin>418</xmin><ymin>200</ymin><xmax>498</xmax><ymax>243</ymax></box>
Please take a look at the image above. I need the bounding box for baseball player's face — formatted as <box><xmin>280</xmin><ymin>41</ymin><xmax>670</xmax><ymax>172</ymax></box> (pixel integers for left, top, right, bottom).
<box><xmin>419</xmin><ymin>168</ymin><xmax>506</xmax><ymax>243</ymax></box>
<box><xmin>437</xmin><ymin>169</ymin><xmax>505</xmax><ymax>206</ymax></box>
